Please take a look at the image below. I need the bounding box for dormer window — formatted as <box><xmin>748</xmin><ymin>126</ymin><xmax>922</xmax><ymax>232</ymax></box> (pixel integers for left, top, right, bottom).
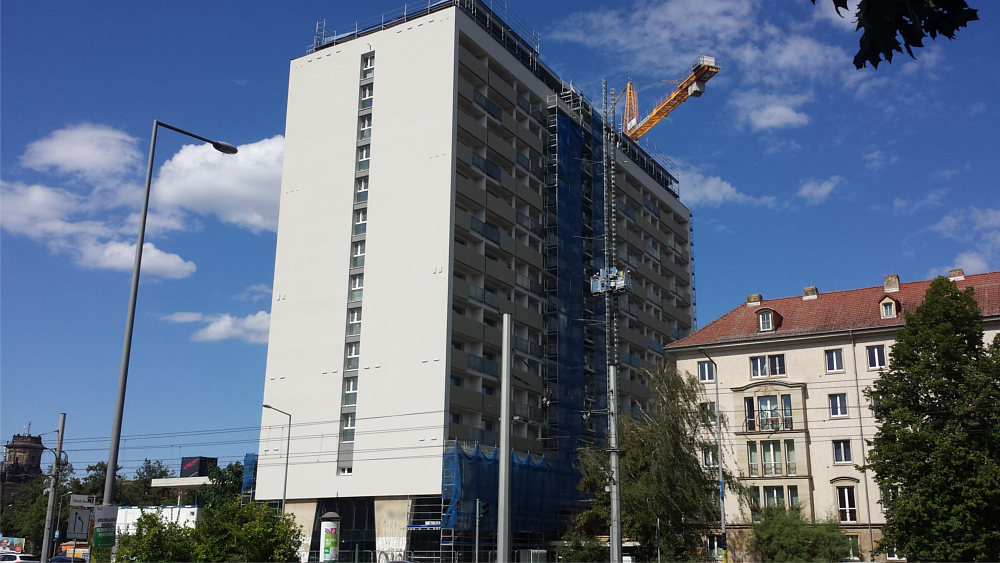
<box><xmin>758</xmin><ymin>310</ymin><xmax>773</xmax><ymax>331</ymax></box>
<box><xmin>879</xmin><ymin>296</ymin><xmax>898</xmax><ymax>319</ymax></box>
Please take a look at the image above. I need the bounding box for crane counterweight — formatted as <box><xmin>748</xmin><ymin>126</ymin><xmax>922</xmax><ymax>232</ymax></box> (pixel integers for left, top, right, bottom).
<box><xmin>622</xmin><ymin>55</ymin><xmax>720</xmax><ymax>140</ymax></box>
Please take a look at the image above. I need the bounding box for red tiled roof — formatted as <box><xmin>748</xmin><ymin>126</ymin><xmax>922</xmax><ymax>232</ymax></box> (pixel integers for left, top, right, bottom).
<box><xmin>667</xmin><ymin>271</ymin><xmax>1000</xmax><ymax>349</ymax></box>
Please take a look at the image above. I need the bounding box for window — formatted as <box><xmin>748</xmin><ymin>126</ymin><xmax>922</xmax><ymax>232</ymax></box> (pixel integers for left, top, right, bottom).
<box><xmin>745</xmin><ymin>398</ymin><xmax>756</xmax><ymax>431</ymax></box>
<box><xmin>834</xmin><ymin>440</ymin><xmax>852</xmax><ymax>463</ymax></box>
<box><xmin>882</xmin><ymin>301</ymin><xmax>895</xmax><ymax>318</ymax></box>
<box><xmin>483</xmin><ymin>420</ymin><xmax>495</xmax><ymax>432</ymax></box>
<box><xmin>339</xmin><ymin>466</ymin><xmax>353</xmax><ymax>475</ymax></box>
<box><xmin>761</xmin><ymin>440</ymin><xmax>782</xmax><ymax>476</ymax></box>
<box><xmin>885</xmin><ymin>545</ymin><xmax>900</xmax><ymax>560</ymax></box>
<box><xmin>343</xmin><ymin>376</ymin><xmax>358</xmax><ymax>405</ymax></box>
<box><xmin>747</xmin><ymin>441</ymin><xmax>759</xmax><ymax>477</ymax></box>
<box><xmin>698</xmin><ymin>360</ymin><xmax>715</xmax><ymax>382</ymax></box>
<box><xmin>781</xmin><ymin>394</ymin><xmax>793</xmax><ymax>430</ymax></box>
<box><xmin>867</xmin><ymin>345</ymin><xmax>886</xmax><ymax>369</ymax></box>
<box><xmin>450</xmin><ymin>376</ymin><xmax>463</xmax><ymax>387</ymax></box>
<box><xmin>784</xmin><ymin>440</ymin><xmax>797</xmax><ymax>475</ymax></box>
<box><xmin>341</xmin><ymin>413</ymin><xmax>356</xmax><ymax>442</ymax></box>
<box><xmin>707</xmin><ymin>535</ymin><xmax>723</xmax><ymax>559</ymax></box>
<box><xmin>758</xmin><ymin>395</ymin><xmax>779</xmax><ymax>430</ymax></box>
<box><xmin>351</xmin><ymin>241</ymin><xmax>366</xmax><ymax>268</ymax></box>
<box><xmin>360</xmin><ymin>84</ymin><xmax>373</xmax><ymax>108</ymax></box>
<box><xmin>830</xmin><ymin>394</ymin><xmax>848</xmax><ymax>417</ymax></box>
<box><xmin>347</xmin><ymin>307</ymin><xmax>362</xmax><ymax>336</ymax></box>
<box><xmin>454</xmin><ymin>236</ymin><xmax>467</xmax><ymax>246</ymax></box>
<box><xmin>847</xmin><ymin>535</ymin><xmax>861</xmax><ymax>560</ymax></box>
<box><xmin>825</xmin><ymin>349</ymin><xmax>844</xmax><ymax>372</ymax></box>
<box><xmin>483</xmin><ymin>317</ymin><xmax>497</xmax><ymax>328</ymax></box>
<box><xmin>449</xmin><ymin>412</ymin><xmax>462</xmax><ymax>425</ymax></box>
<box><xmin>749</xmin><ymin>487</ymin><xmax>762</xmax><ymax>521</ymax></box>
<box><xmin>482</xmin><ymin>385</ymin><xmax>495</xmax><ymax>396</ymax></box>
<box><xmin>345</xmin><ymin>342</ymin><xmax>360</xmax><ymax>370</ymax></box>
<box><xmin>355</xmin><ymin>177</ymin><xmax>369</xmax><ymax>203</ymax></box>
<box><xmin>353</xmin><ymin>208</ymin><xmax>368</xmax><ymax>235</ymax></box>
<box><xmin>452</xmin><ymin>340</ymin><xmax>464</xmax><ymax>351</ymax></box>
<box><xmin>452</xmin><ymin>304</ymin><xmax>466</xmax><ymax>315</ymax></box>
<box><xmin>358</xmin><ymin>114</ymin><xmax>372</xmax><ymax>139</ymax></box>
<box><xmin>361</xmin><ymin>53</ymin><xmax>375</xmax><ymax>78</ymax></box>
<box><xmin>750</xmin><ymin>356</ymin><xmax>768</xmax><ymax>378</ymax></box>
<box><xmin>768</xmin><ymin>354</ymin><xmax>786</xmax><ymax>376</ymax></box>
<box><xmin>787</xmin><ymin>485</ymin><xmax>799</xmax><ymax>508</ymax></box>
<box><xmin>758</xmin><ymin>310</ymin><xmax>773</xmax><ymax>331</ymax></box>
<box><xmin>357</xmin><ymin>146</ymin><xmax>371</xmax><ymax>171</ymax></box>
<box><xmin>837</xmin><ymin>486</ymin><xmax>857</xmax><ymax>522</ymax></box>
<box><xmin>701</xmin><ymin>401</ymin><xmax>717</xmax><ymax>422</ymax></box>
<box><xmin>763</xmin><ymin>485</ymin><xmax>785</xmax><ymax>507</ymax></box>
<box><xmin>453</xmin><ymin>270</ymin><xmax>467</xmax><ymax>280</ymax></box>
<box><xmin>349</xmin><ymin>274</ymin><xmax>364</xmax><ymax>302</ymax></box>
<box><xmin>702</xmin><ymin>446</ymin><xmax>718</xmax><ymax>468</ymax></box>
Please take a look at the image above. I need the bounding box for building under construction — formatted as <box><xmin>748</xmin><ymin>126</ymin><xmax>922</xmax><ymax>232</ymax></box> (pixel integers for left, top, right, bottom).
<box><xmin>256</xmin><ymin>1</ymin><xmax>702</xmax><ymax>560</ymax></box>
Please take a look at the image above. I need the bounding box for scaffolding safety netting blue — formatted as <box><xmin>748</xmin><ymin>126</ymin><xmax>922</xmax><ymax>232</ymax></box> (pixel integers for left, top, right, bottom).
<box><xmin>441</xmin><ymin>442</ymin><xmax>578</xmax><ymax>546</ymax></box>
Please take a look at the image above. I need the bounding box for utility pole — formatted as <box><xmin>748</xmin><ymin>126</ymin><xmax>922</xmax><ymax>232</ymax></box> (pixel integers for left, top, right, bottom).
<box><xmin>598</xmin><ymin>79</ymin><xmax>625</xmax><ymax>563</ymax></box>
<box><xmin>497</xmin><ymin>313</ymin><xmax>512</xmax><ymax>563</ymax></box>
<box><xmin>41</xmin><ymin>413</ymin><xmax>66</xmax><ymax>563</ymax></box>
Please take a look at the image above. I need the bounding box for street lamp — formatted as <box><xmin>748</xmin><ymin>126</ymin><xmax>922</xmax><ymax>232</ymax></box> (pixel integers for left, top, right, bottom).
<box><xmin>103</xmin><ymin>121</ymin><xmax>237</xmax><ymax>507</ymax></box>
<box><xmin>262</xmin><ymin>404</ymin><xmax>292</xmax><ymax>514</ymax></box>
<box><xmin>699</xmin><ymin>347</ymin><xmax>727</xmax><ymax>563</ymax></box>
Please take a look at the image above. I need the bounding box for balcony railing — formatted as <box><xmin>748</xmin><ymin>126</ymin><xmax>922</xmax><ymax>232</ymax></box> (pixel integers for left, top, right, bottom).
<box><xmin>468</xmin><ymin>285</ymin><xmax>500</xmax><ymax>308</ymax></box>
<box><xmin>514</xmin><ymin>337</ymin><xmax>543</xmax><ymax>357</ymax></box>
<box><xmin>467</xmin><ymin>354</ymin><xmax>499</xmax><ymax>376</ymax></box>
<box><xmin>466</xmin><ymin>427</ymin><xmax>499</xmax><ymax>446</ymax></box>
<box><xmin>745</xmin><ymin>410</ymin><xmax>795</xmax><ymax>432</ymax></box>
<box><xmin>512</xmin><ymin>402</ymin><xmax>543</xmax><ymax>423</ymax></box>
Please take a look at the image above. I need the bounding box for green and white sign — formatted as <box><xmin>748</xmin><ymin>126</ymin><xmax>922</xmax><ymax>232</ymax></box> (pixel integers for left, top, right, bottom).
<box><xmin>92</xmin><ymin>505</ymin><xmax>118</xmax><ymax>548</ymax></box>
<box><xmin>321</xmin><ymin>519</ymin><xmax>339</xmax><ymax>562</ymax></box>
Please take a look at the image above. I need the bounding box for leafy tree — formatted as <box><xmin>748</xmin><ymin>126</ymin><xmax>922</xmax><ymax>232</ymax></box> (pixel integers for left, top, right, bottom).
<box><xmin>198</xmin><ymin>461</ymin><xmax>244</xmax><ymax>508</ymax></box>
<box><xmin>0</xmin><ymin>474</ymin><xmax>49</xmax><ymax>552</ymax></box>
<box><xmin>118</xmin><ymin>459</ymin><xmax>176</xmax><ymax>507</ymax></box>
<box><xmin>192</xmin><ymin>500</ymin><xmax>303</xmax><ymax>562</ymax></box>
<box><xmin>116</xmin><ymin>511</ymin><xmax>195</xmax><ymax>562</ymax></box>
<box><xmin>811</xmin><ymin>0</ymin><xmax>979</xmax><ymax>69</ymax></box>
<box><xmin>863</xmin><ymin>276</ymin><xmax>1000</xmax><ymax>561</ymax></box>
<box><xmin>573</xmin><ymin>366</ymin><xmax>744</xmax><ymax>561</ymax></box>
<box><xmin>750</xmin><ymin>508</ymin><xmax>852</xmax><ymax>562</ymax></box>
<box><xmin>557</xmin><ymin>533</ymin><xmax>609</xmax><ymax>563</ymax></box>
<box><xmin>68</xmin><ymin>461</ymin><xmax>123</xmax><ymax>505</ymax></box>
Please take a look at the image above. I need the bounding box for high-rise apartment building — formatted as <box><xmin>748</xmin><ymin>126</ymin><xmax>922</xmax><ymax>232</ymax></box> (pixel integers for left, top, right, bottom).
<box><xmin>257</xmin><ymin>1</ymin><xmax>694</xmax><ymax>559</ymax></box>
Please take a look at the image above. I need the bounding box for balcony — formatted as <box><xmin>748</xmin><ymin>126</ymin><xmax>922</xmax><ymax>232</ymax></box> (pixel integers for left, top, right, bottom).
<box><xmin>468</xmin><ymin>354</ymin><xmax>499</xmax><ymax>376</ymax></box>
<box><xmin>745</xmin><ymin>410</ymin><xmax>795</xmax><ymax>433</ymax></box>
<box><xmin>469</xmin><ymin>285</ymin><xmax>500</xmax><ymax>308</ymax></box>
<box><xmin>514</xmin><ymin>337</ymin><xmax>543</xmax><ymax>358</ymax></box>
<box><xmin>512</xmin><ymin>402</ymin><xmax>544</xmax><ymax>424</ymax></box>
<box><xmin>471</xmin><ymin>216</ymin><xmax>501</xmax><ymax>244</ymax></box>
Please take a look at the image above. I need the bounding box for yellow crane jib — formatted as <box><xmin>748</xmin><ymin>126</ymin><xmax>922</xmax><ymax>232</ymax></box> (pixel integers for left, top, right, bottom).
<box><xmin>623</xmin><ymin>55</ymin><xmax>720</xmax><ymax>141</ymax></box>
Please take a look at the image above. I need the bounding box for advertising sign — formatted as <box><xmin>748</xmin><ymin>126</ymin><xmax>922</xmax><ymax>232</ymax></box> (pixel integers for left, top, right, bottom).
<box><xmin>68</xmin><ymin>508</ymin><xmax>92</xmax><ymax>540</ymax></box>
<box><xmin>92</xmin><ymin>505</ymin><xmax>119</xmax><ymax>548</ymax></box>
<box><xmin>0</xmin><ymin>537</ymin><xmax>25</xmax><ymax>553</ymax></box>
<box><xmin>321</xmin><ymin>520</ymin><xmax>340</xmax><ymax>562</ymax></box>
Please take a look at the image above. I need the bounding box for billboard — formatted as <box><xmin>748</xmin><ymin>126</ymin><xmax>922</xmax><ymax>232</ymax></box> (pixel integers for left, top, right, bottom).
<box><xmin>0</xmin><ymin>537</ymin><xmax>26</xmax><ymax>553</ymax></box>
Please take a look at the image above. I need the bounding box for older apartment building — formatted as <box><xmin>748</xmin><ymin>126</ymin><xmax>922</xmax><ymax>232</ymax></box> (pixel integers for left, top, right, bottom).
<box><xmin>257</xmin><ymin>0</ymin><xmax>695</xmax><ymax>559</ymax></box>
<box><xmin>668</xmin><ymin>269</ymin><xmax>1000</xmax><ymax>562</ymax></box>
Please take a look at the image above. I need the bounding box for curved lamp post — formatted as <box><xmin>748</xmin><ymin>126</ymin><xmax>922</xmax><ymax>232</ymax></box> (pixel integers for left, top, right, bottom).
<box><xmin>263</xmin><ymin>404</ymin><xmax>292</xmax><ymax>514</ymax></box>
<box><xmin>103</xmin><ymin>121</ymin><xmax>237</xmax><ymax>506</ymax></box>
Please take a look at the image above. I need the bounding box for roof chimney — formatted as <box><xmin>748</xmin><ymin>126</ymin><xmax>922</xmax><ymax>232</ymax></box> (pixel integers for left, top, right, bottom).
<box><xmin>884</xmin><ymin>274</ymin><xmax>900</xmax><ymax>293</ymax></box>
<box><xmin>803</xmin><ymin>286</ymin><xmax>818</xmax><ymax>300</ymax></box>
<box><xmin>948</xmin><ymin>268</ymin><xmax>965</xmax><ymax>281</ymax></box>
<box><xmin>747</xmin><ymin>293</ymin><xmax>762</xmax><ymax>306</ymax></box>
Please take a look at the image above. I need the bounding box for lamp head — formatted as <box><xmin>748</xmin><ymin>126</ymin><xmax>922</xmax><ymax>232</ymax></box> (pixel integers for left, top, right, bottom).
<box><xmin>263</xmin><ymin>404</ymin><xmax>273</xmax><ymax>409</ymax></box>
<box><xmin>212</xmin><ymin>141</ymin><xmax>239</xmax><ymax>155</ymax></box>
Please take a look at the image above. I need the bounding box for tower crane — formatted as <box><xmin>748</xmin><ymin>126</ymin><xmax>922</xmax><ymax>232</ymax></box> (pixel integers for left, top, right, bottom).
<box><xmin>622</xmin><ymin>55</ymin><xmax>721</xmax><ymax>140</ymax></box>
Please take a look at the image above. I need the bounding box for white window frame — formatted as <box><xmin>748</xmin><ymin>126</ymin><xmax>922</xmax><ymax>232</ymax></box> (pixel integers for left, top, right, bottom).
<box><xmin>345</xmin><ymin>342</ymin><xmax>360</xmax><ymax>371</ymax></box>
<box><xmin>339</xmin><ymin>466</ymin><xmax>353</xmax><ymax>475</ymax></box>
<box><xmin>358</xmin><ymin>114</ymin><xmax>372</xmax><ymax>140</ymax></box>
<box><xmin>355</xmin><ymin>177</ymin><xmax>369</xmax><ymax>203</ymax></box>
<box><xmin>361</xmin><ymin>53</ymin><xmax>375</xmax><ymax>78</ymax></box>
<box><xmin>761</xmin><ymin>440</ymin><xmax>782</xmax><ymax>476</ymax></box>
<box><xmin>768</xmin><ymin>354</ymin><xmax>786</xmax><ymax>376</ymax></box>
<box><xmin>707</xmin><ymin>535</ymin><xmax>723</xmax><ymax>559</ymax></box>
<box><xmin>349</xmin><ymin>274</ymin><xmax>364</xmax><ymax>302</ymax></box>
<box><xmin>341</xmin><ymin>413</ymin><xmax>356</xmax><ymax>442</ymax></box>
<box><xmin>698</xmin><ymin>360</ymin><xmax>715</xmax><ymax>382</ymax></box>
<box><xmin>747</xmin><ymin>441</ymin><xmax>759</xmax><ymax>477</ymax></box>
<box><xmin>834</xmin><ymin>440</ymin><xmax>852</xmax><ymax>463</ymax></box>
<box><xmin>847</xmin><ymin>535</ymin><xmax>861</xmax><ymax>560</ymax></box>
<box><xmin>702</xmin><ymin>446</ymin><xmax>718</xmax><ymax>469</ymax></box>
<box><xmin>758</xmin><ymin>310</ymin><xmax>773</xmax><ymax>331</ymax></box>
<box><xmin>882</xmin><ymin>301</ymin><xmax>895</xmax><ymax>318</ymax></box>
<box><xmin>787</xmin><ymin>484</ymin><xmax>799</xmax><ymax>508</ymax></box>
<box><xmin>750</xmin><ymin>356</ymin><xmax>768</xmax><ymax>378</ymax></box>
<box><xmin>353</xmin><ymin>208</ymin><xmax>368</xmax><ymax>235</ymax></box>
<box><xmin>357</xmin><ymin>146</ymin><xmax>371</xmax><ymax>171</ymax></box>
<box><xmin>347</xmin><ymin>307</ymin><xmax>362</xmax><ymax>336</ymax></box>
<box><xmin>449</xmin><ymin>412</ymin><xmax>462</xmax><ymax>425</ymax></box>
<box><xmin>867</xmin><ymin>345</ymin><xmax>886</xmax><ymax>369</ymax></box>
<box><xmin>825</xmin><ymin>349</ymin><xmax>844</xmax><ymax>372</ymax></box>
<box><xmin>837</xmin><ymin>486</ymin><xmax>858</xmax><ymax>522</ymax></box>
<box><xmin>763</xmin><ymin>485</ymin><xmax>785</xmax><ymax>508</ymax></box>
<box><xmin>360</xmin><ymin>84</ymin><xmax>373</xmax><ymax>108</ymax></box>
<box><xmin>343</xmin><ymin>376</ymin><xmax>358</xmax><ymax>406</ymax></box>
<box><xmin>351</xmin><ymin>241</ymin><xmax>366</xmax><ymax>268</ymax></box>
<box><xmin>830</xmin><ymin>393</ymin><xmax>848</xmax><ymax>417</ymax></box>
<box><xmin>784</xmin><ymin>439</ymin><xmax>797</xmax><ymax>476</ymax></box>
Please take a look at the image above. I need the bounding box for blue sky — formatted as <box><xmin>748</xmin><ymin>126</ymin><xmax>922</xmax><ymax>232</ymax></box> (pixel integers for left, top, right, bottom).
<box><xmin>3</xmin><ymin>0</ymin><xmax>997</xmax><ymax>478</ymax></box>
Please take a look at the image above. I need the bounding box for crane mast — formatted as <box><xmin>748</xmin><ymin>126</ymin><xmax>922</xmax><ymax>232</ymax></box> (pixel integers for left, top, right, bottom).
<box><xmin>623</xmin><ymin>55</ymin><xmax>721</xmax><ymax>141</ymax></box>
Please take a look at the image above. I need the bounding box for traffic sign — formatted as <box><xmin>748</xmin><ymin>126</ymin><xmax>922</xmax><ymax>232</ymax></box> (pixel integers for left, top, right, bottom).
<box><xmin>67</xmin><ymin>508</ymin><xmax>91</xmax><ymax>540</ymax></box>
<box><xmin>69</xmin><ymin>494</ymin><xmax>96</xmax><ymax>507</ymax></box>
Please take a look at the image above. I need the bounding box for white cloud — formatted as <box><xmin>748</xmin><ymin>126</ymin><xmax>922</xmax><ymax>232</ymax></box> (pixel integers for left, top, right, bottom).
<box><xmin>863</xmin><ymin>151</ymin><xmax>899</xmax><ymax>170</ymax></box>
<box><xmin>811</xmin><ymin>0</ymin><xmax>860</xmax><ymax>32</ymax></box>
<box><xmin>891</xmin><ymin>189</ymin><xmax>945</xmax><ymax>214</ymax></box>
<box><xmin>734</xmin><ymin>34</ymin><xmax>850</xmax><ymax>86</ymax></box>
<box><xmin>161</xmin><ymin>312</ymin><xmax>205</xmax><ymax>323</ymax></box>
<box><xmin>679</xmin><ymin>166</ymin><xmax>775</xmax><ymax>207</ymax></box>
<box><xmin>20</xmin><ymin>123</ymin><xmax>142</xmax><ymax>181</ymax></box>
<box><xmin>240</xmin><ymin>284</ymin><xmax>273</xmax><ymax>302</ymax></box>
<box><xmin>929</xmin><ymin>207</ymin><xmax>1000</xmax><ymax>276</ymax></box>
<box><xmin>929</xmin><ymin>251</ymin><xmax>990</xmax><ymax>278</ymax></box>
<box><xmin>796</xmin><ymin>176</ymin><xmax>842</xmax><ymax>205</ymax></box>
<box><xmin>188</xmin><ymin>311</ymin><xmax>270</xmax><ymax>344</ymax></box>
<box><xmin>76</xmin><ymin>240</ymin><xmax>197</xmax><ymax>279</ymax></box>
<box><xmin>151</xmin><ymin>136</ymin><xmax>284</xmax><ymax>233</ymax></box>
<box><xmin>729</xmin><ymin>91</ymin><xmax>812</xmax><ymax>131</ymax></box>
